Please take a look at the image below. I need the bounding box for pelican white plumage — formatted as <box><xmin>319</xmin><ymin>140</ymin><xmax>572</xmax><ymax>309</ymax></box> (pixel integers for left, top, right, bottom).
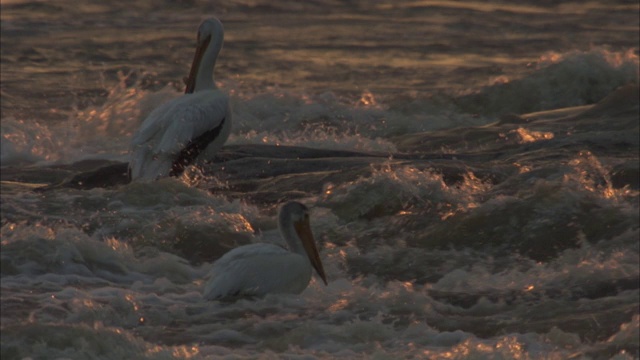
<box><xmin>129</xmin><ymin>17</ymin><xmax>232</xmax><ymax>181</ymax></box>
<box><xmin>204</xmin><ymin>202</ymin><xmax>328</xmax><ymax>300</ymax></box>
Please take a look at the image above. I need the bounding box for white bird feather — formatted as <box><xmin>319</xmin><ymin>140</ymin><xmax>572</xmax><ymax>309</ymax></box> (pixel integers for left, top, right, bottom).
<box><xmin>204</xmin><ymin>202</ymin><xmax>328</xmax><ymax>300</ymax></box>
<box><xmin>204</xmin><ymin>243</ymin><xmax>312</xmax><ymax>299</ymax></box>
<box><xmin>129</xmin><ymin>18</ymin><xmax>231</xmax><ymax>181</ymax></box>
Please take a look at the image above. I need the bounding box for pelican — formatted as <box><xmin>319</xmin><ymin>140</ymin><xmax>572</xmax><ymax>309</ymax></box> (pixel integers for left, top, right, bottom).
<box><xmin>129</xmin><ymin>17</ymin><xmax>232</xmax><ymax>181</ymax></box>
<box><xmin>204</xmin><ymin>202</ymin><xmax>328</xmax><ymax>300</ymax></box>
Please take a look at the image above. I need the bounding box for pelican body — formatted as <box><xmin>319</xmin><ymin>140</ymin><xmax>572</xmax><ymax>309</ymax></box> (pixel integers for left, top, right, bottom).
<box><xmin>204</xmin><ymin>202</ymin><xmax>328</xmax><ymax>300</ymax></box>
<box><xmin>129</xmin><ymin>18</ymin><xmax>231</xmax><ymax>181</ymax></box>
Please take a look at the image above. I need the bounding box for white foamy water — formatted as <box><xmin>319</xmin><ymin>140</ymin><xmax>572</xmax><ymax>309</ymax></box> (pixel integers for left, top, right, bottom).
<box><xmin>1</xmin><ymin>0</ymin><xmax>639</xmax><ymax>359</ymax></box>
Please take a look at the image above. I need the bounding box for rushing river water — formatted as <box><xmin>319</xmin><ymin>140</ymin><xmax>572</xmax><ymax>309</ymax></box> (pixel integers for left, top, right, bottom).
<box><xmin>1</xmin><ymin>0</ymin><xmax>639</xmax><ymax>359</ymax></box>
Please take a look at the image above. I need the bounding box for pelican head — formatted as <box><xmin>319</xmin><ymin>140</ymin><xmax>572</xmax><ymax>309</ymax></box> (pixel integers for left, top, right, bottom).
<box><xmin>185</xmin><ymin>17</ymin><xmax>225</xmax><ymax>94</ymax></box>
<box><xmin>279</xmin><ymin>202</ymin><xmax>328</xmax><ymax>286</ymax></box>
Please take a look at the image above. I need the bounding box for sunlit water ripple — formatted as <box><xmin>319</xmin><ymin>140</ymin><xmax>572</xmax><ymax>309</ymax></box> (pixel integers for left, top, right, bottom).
<box><xmin>1</xmin><ymin>0</ymin><xmax>639</xmax><ymax>359</ymax></box>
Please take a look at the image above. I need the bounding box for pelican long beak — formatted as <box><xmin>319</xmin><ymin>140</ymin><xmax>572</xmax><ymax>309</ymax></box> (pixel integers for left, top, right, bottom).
<box><xmin>184</xmin><ymin>35</ymin><xmax>211</xmax><ymax>94</ymax></box>
<box><xmin>294</xmin><ymin>219</ymin><xmax>328</xmax><ymax>285</ymax></box>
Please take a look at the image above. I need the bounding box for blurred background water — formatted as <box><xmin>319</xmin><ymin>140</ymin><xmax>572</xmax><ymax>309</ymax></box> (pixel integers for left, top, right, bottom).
<box><xmin>1</xmin><ymin>0</ymin><xmax>639</xmax><ymax>358</ymax></box>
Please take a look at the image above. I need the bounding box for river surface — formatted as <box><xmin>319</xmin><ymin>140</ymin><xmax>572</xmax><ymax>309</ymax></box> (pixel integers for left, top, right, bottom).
<box><xmin>1</xmin><ymin>0</ymin><xmax>639</xmax><ymax>359</ymax></box>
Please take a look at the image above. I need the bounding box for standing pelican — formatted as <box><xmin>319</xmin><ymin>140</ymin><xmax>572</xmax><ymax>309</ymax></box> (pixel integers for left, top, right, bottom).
<box><xmin>129</xmin><ymin>17</ymin><xmax>232</xmax><ymax>181</ymax></box>
<box><xmin>204</xmin><ymin>202</ymin><xmax>328</xmax><ymax>300</ymax></box>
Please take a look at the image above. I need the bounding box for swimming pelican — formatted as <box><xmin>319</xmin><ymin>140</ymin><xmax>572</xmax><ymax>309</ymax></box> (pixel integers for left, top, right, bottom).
<box><xmin>129</xmin><ymin>17</ymin><xmax>232</xmax><ymax>181</ymax></box>
<box><xmin>204</xmin><ymin>202</ymin><xmax>328</xmax><ymax>300</ymax></box>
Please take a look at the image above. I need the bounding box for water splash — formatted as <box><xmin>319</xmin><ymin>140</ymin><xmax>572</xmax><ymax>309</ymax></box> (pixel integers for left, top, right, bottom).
<box><xmin>457</xmin><ymin>48</ymin><xmax>639</xmax><ymax>115</ymax></box>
